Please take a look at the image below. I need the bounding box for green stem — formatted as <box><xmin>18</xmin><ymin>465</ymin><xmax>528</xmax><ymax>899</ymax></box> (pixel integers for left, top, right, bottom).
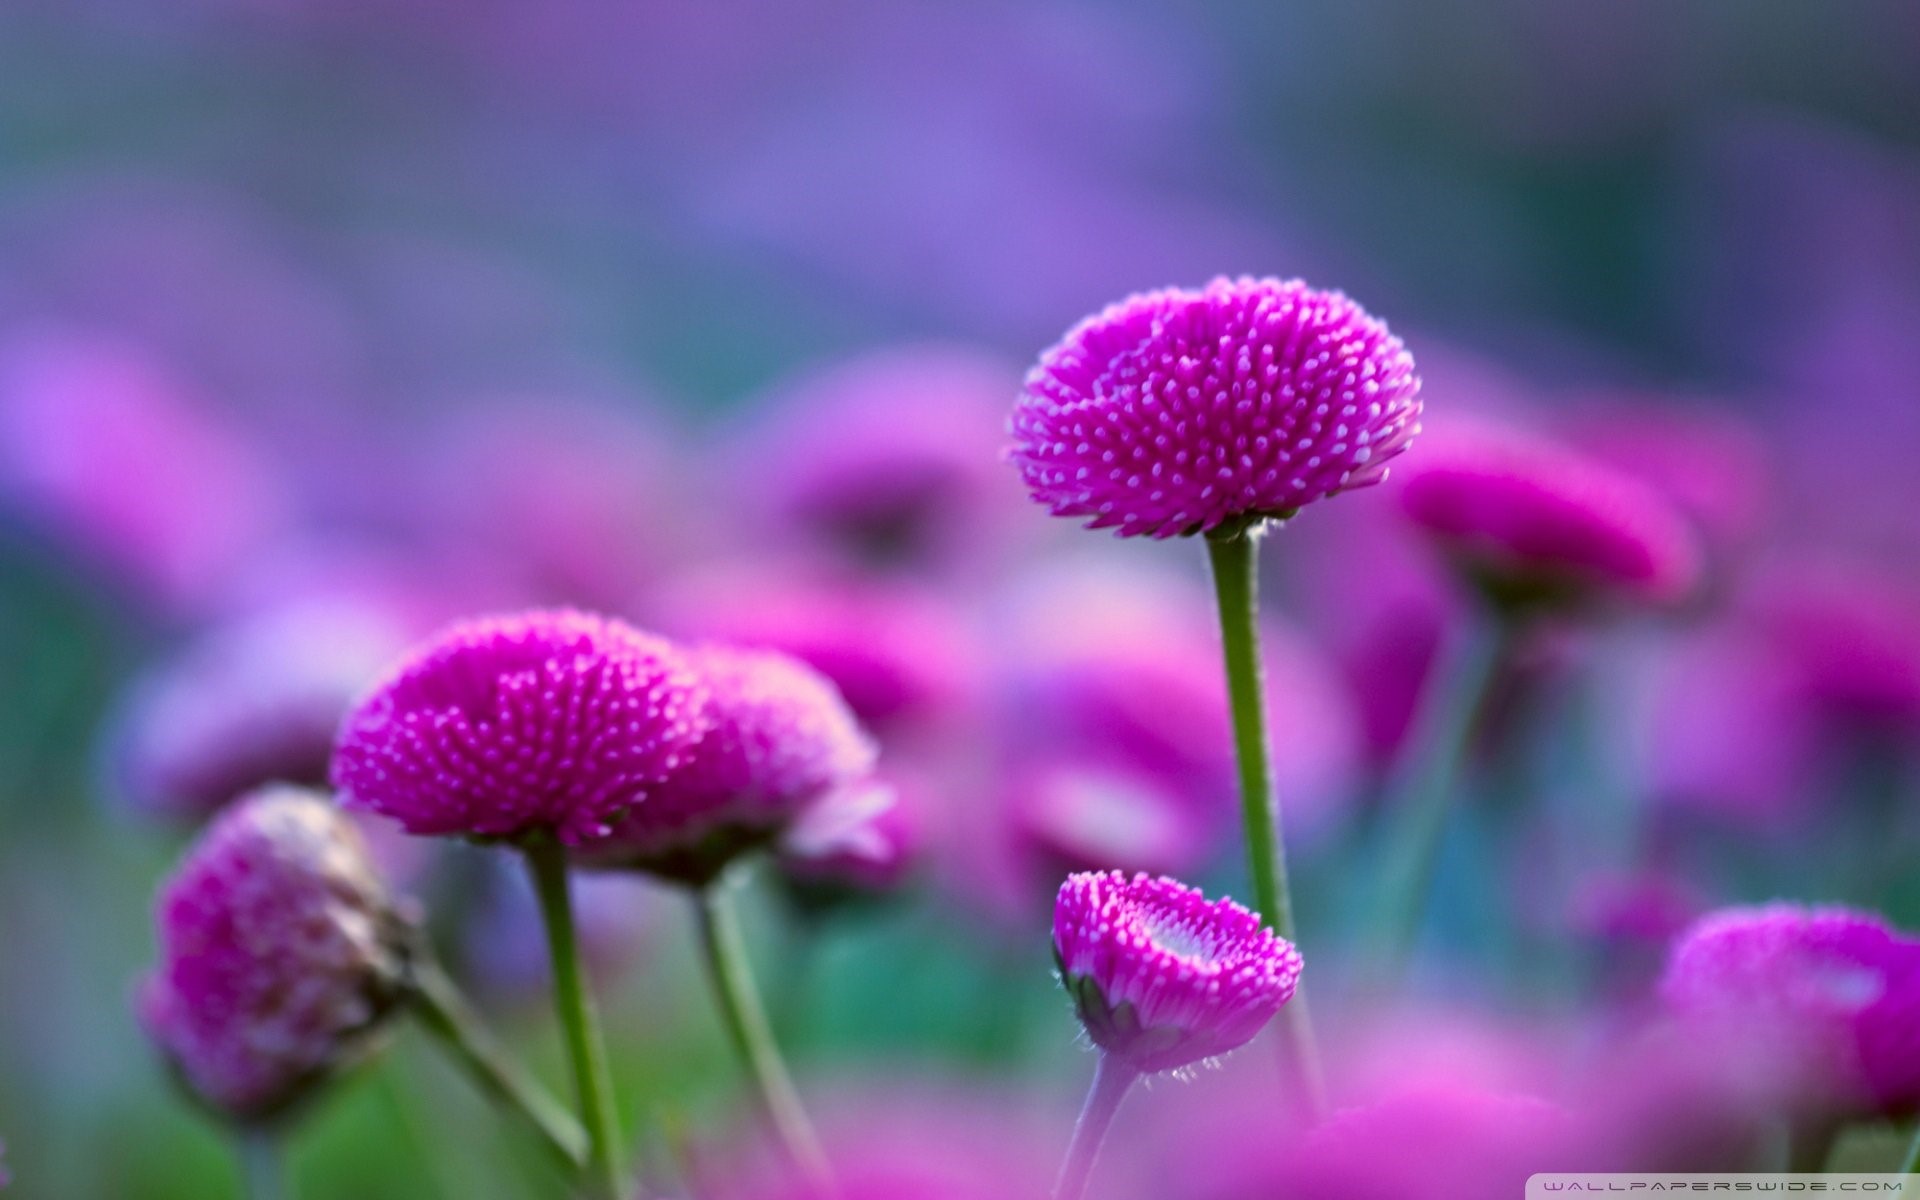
<box><xmin>1369</xmin><ymin>612</ymin><xmax>1512</xmax><ymax>980</ymax></box>
<box><xmin>525</xmin><ymin>841</ymin><xmax>628</xmax><ymax>1200</ymax></box>
<box><xmin>1052</xmin><ymin>1053</ymin><xmax>1139</xmax><ymax>1200</ymax></box>
<box><xmin>1900</xmin><ymin>1121</ymin><xmax>1920</xmax><ymax>1173</ymax></box>
<box><xmin>1786</xmin><ymin>1117</ymin><xmax>1837</xmax><ymax>1173</ymax></box>
<box><xmin>408</xmin><ymin>953</ymin><xmax>589</xmax><ymax>1173</ymax></box>
<box><xmin>693</xmin><ymin>883</ymin><xmax>834</xmax><ymax>1195</ymax></box>
<box><xmin>238</xmin><ymin>1127</ymin><xmax>291</xmax><ymax>1200</ymax></box>
<box><xmin>1204</xmin><ymin>529</ymin><xmax>1327</xmax><ymax>1119</ymax></box>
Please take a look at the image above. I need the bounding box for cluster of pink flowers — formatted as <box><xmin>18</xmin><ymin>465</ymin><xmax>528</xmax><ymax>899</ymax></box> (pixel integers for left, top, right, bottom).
<box><xmin>84</xmin><ymin>263</ymin><xmax>1920</xmax><ymax>1200</ymax></box>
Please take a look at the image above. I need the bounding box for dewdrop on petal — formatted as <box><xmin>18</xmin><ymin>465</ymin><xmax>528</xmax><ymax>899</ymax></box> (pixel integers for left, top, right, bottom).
<box><xmin>1008</xmin><ymin>276</ymin><xmax>1421</xmax><ymax>538</ymax></box>
<box><xmin>582</xmin><ymin>644</ymin><xmax>878</xmax><ymax>885</ymax></box>
<box><xmin>138</xmin><ymin>786</ymin><xmax>410</xmax><ymax>1121</ymax></box>
<box><xmin>1053</xmin><ymin>871</ymin><xmax>1302</xmax><ymax>1074</ymax></box>
<box><xmin>331</xmin><ymin>609</ymin><xmax>711</xmax><ymax>846</ymax></box>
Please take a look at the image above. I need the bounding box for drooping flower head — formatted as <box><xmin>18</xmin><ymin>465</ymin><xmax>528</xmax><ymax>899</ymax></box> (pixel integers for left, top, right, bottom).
<box><xmin>1660</xmin><ymin>904</ymin><xmax>1920</xmax><ymax>1118</ymax></box>
<box><xmin>1008</xmin><ymin>276</ymin><xmax>1420</xmax><ymax>538</ymax></box>
<box><xmin>1397</xmin><ymin>420</ymin><xmax>1702</xmax><ymax>613</ymax></box>
<box><xmin>583</xmin><ymin>644</ymin><xmax>877</xmax><ymax>885</ymax></box>
<box><xmin>138</xmin><ymin>786</ymin><xmax>410</xmax><ymax>1121</ymax></box>
<box><xmin>1053</xmin><ymin>871</ymin><xmax>1302</xmax><ymax>1074</ymax></box>
<box><xmin>106</xmin><ymin>601</ymin><xmax>409</xmax><ymax>824</ymax></box>
<box><xmin>332</xmin><ymin>609</ymin><xmax>710</xmax><ymax>845</ymax></box>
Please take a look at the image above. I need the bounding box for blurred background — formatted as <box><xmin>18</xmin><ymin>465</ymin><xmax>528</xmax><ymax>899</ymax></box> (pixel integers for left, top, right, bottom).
<box><xmin>2</xmin><ymin>2</ymin><xmax>1919</xmax><ymax>1196</ymax></box>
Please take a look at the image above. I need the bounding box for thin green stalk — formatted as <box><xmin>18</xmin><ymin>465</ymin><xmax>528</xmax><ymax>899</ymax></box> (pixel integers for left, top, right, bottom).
<box><xmin>1052</xmin><ymin>1053</ymin><xmax>1139</xmax><ymax>1200</ymax></box>
<box><xmin>1368</xmin><ymin>612</ymin><xmax>1512</xmax><ymax>979</ymax></box>
<box><xmin>408</xmin><ymin>953</ymin><xmax>589</xmax><ymax>1173</ymax></box>
<box><xmin>525</xmin><ymin>840</ymin><xmax>628</xmax><ymax>1200</ymax></box>
<box><xmin>1204</xmin><ymin>528</ymin><xmax>1327</xmax><ymax>1118</ymax></box>
<box><xmin>1787</xmin><ymin>1117</ymin><xmax>1837</xmax><ymax>1174</ymax></box>
<box><xmin>238</xmin><ymin>1127</ymin><xmax>290</xmax><ymax>1200</ymax></box>
<box><xmin>693</xmin><ymin>883</ymin><xmax>834</xmax><ymax>1196</ymax></box>
<box><xmin>1900</xmin><ymin>1121</ymin><xmax>1920</xmax><ymax>1173</ymax></box>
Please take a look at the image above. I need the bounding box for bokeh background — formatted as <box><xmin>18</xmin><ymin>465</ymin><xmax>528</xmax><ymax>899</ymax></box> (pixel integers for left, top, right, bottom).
<box><xmin>3</xmin><ymin>2</ymin><xmax>1920</xmax><ymax>1197</ymax></box>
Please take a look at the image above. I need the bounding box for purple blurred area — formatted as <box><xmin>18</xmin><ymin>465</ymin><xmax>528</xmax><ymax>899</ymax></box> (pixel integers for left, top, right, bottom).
<box><xmin>2</xmin><ymin>2</ymin><xmax>1919</xmax><ymax>1197</ymax></box>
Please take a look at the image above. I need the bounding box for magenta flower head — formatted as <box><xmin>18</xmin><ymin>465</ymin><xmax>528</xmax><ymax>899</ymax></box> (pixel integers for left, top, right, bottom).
<box><xmin>582</xmin><ymin>644</ymin><xmax>878</xmax><ymax>885</ymax></box>
<box><xmin>106</xmin><ymin>602</ymin><xmax>408</xmax><ymax>824</ymax></box>
<box><xmin>1008</xmin><ymin>276</ymin><xmax>1420</xmax><ymax>538</ymax></box>
<box><xmin>138</xmin><ymin>786</ymin><xmax>410</xmax><ymax>1121</ymax></box>
<box><xmin>1053</xmin><ymin>871</ymin><xmax>1302</xmax><ymax>1074</ymax></box>
<box><xmin>1397</xmin><ymin>420</ymin><xmax>1702</xmax><ymax>613</ymax></box>
<box><xmin>1660</xmin><ymin>904</ymin><xmax>1920</xmax><ymax>1118</ymax></box>
<box><xmin>331</xmin><ymin>609</ymin><xmax>710</xmax><ymax>846</ymax></box>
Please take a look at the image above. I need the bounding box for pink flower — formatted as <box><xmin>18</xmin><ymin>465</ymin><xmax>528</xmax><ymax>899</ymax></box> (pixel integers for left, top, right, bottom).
<box><xmin>1397</xmin><ymin>420</ymin><xmax>1702</xmax><ymax>610</ymax></box>
<box><xmin>732</xmin><ymin>345</ymin><xmax>1031</xmax><ymax>572</ymax></box>
<box><xmin>1207</xmin><ymin>1085</ymin><xmax>1581</xmax><ymax>1200</ymax></box>
<box><xmin>0</xmin><ymin>327</ymin><xmax>284</xmax><ymax>611</ymax></box>
<box><xmin>1751</xmin><ymin>560</ymin><xmax>1920</xmax><ymax>737</ymax></box>
<box><xmin>711</xmin><ymin>1079</ymin><xmax>1052</xmax><ymax>1200</ymax></box>
<box><xmin>106</xmin><ymin>601</ymin><xmax>409</xmax><ymax>823</ymax></box>
<box><xmin>138</xmin><ymin>787</ymin><xmax>409</xmax><ymax>1120</ymax></box>
<box><xmin>1561</xmin><ymin>398</ymin><xmax>1770</xmax><ymax>557</ymax></box>
<box><xmin>1660</xmin><ymin>904</ymin><xmax>1920</xmax><ymax>1118</ymax></box>
<box><xmin>650</xmin><ymin>566</ymin><xmax>978</xmax><ymax>738</ymax></box>
<box><xmin>1008</xmin><ymin>276</ymin><xmax>1420</xmax><ymax>538</ymax></box>
<box><xmin>1004</xmin><ymin>761</ymin><xmax>1214</xmax><ymax>889</ymax></box>
<box><xmin>776</xmin><ymin>777</ymin><xmax>922</xmax><ymax>904</ymax></box>
<box><xmin>583</xmin><ymin>644</ymin><xmax>877</xmax><ymax>884</ymax></box>
<box><xmin>1053</xmin><ymin>871</ymin><xmax>1301</xmax><ymax>1074</ymax></box>
<box><xmin>331</xmin><ymin>609</ymin><xmax>711</xmax><ymax>845</ymax></box>
<box><xmin>995</xmin><ymin>559</ymin><xmax>1357</xmax><ymax>830</ymax></box>
<box><xmin>416</xmin><ymin>398</ymin><xmax>695</xmax><ymax>610</ymax></box>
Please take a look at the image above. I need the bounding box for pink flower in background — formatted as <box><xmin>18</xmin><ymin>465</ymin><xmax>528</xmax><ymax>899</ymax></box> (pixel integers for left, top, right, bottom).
<box><xmin>585</xmin><ymin>644</ymin><xmax>876</xmax><ymax>884</ymax></box>
<box><xmin>139</xmin><ymin>787</ymin><xmax>409</xmax><ymax>1120</ymax></box>
<box><xmin>417</xmin><ymin>399</ymin><xmax>697</xmax><ymax>610</ymax></box>
<box><xmin>0</xmin><ymin>327</ymin><xmax>284</xmax><ymax>611</ymax></box>
<box><xmin>711</xmin><ymin>1079</ymin><xmax>1053</xmax><ymax>1200</ymax></box>
<box><xmin>1660</xmin><ymin>904</ymin><xmax>1920</xmax><ymax>1118</ymax></box>
<box><xmin>1004</xmin><ymin>762</ymin><xmax>1213</xmax><ymax>890</ymax></box>
<box><xmin>732</xmin><ymin>345</ymin><xmax>1032</xmax><ymax>572</ymax></box>
<box><xmin>994</xmin><ymin>559</ymin><xmax>1357</xmax><ymax>831</ymax></box>
<box><xmin>650</xmin><ymin>566</ymin><xmax>979</xmax><ymax>739</ymax></box>
<box><xmin>332</xmin><ymin>609</ymin><xmax>711</xmax><ymax>845</ymax></box>
<box><xmin>1750</xmin><ymin>560</ymin><xmax>1920</xmax><ymax>737</ymax></box>
<box><xmin>1560</xmin><ymin>397</ymin><xmax>1770</xmax><ymax>558</ymax></box>
<box><xmin>1009</xmin><ymin>276</ymin><xmax>1421</xmax><ymax>538</ymax></box>
<box><xmin>106</xmin><ymin>600</ymin><xmax>410</xmax><ymax>823</ymax></box>
<box><xmin>1053</xmin><ymin>871</ymin><xmax>1301</xmax><ymax>1074</ymax></box>
<box><xmin>1199</xmin><ymin>1085</ymin><xmax>1581</xmax><ymax>1200</ymax></box>
<box><xmin>1397</xmin><ymin>419</ymin><xmax>1701</xmax><ymax>611</ymax></box>
<box><xmin>1641</xmin><ymin>621</ymin><xmax>1821</xmax><ymax>831</ymax></box>
<box><xmin>777</xmin><ymin>776</ymin><xmax>922</xmax><ymax>904</ymax></box>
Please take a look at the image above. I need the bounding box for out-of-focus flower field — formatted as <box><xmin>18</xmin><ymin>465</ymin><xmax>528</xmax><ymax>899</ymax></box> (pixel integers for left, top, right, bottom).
<box><xmin>2</xmin><ymin>3</ymin><xmax>1920</xmax><ymax>1197</ymax></box>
